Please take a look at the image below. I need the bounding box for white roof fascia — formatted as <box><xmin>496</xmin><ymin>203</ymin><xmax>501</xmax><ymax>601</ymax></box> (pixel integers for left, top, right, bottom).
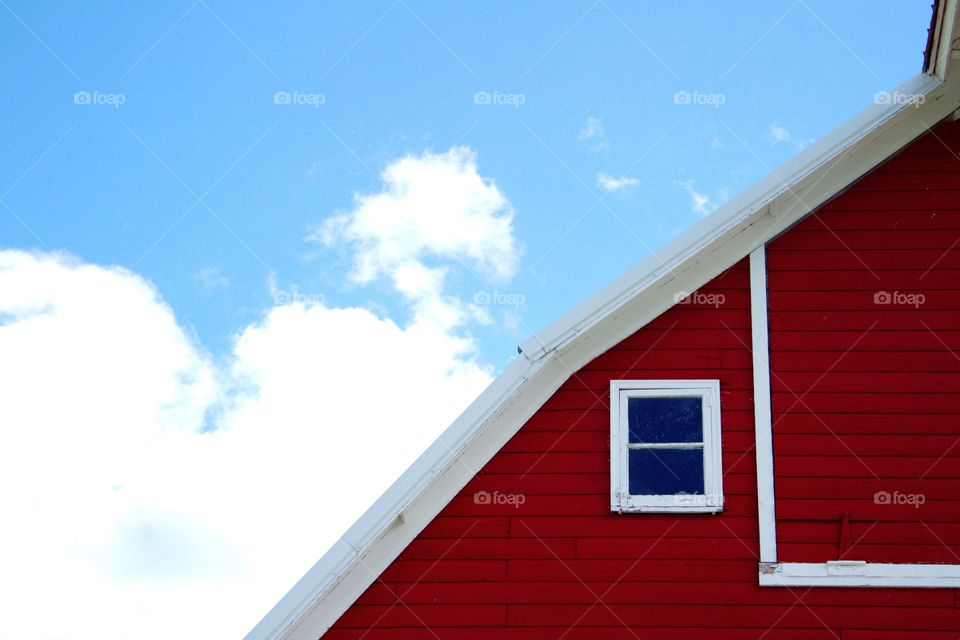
<box><xmin>248</xmin><ymin>70</ymin><xmax>960</xmax><ymax>640</ymax></box>
<box><xmin>520</xmin><ymin>71</ymin><xmax>953</xmax><ymax>365</ymax></box>
<box><xmin>927</xmin><ymin>0</ymin><xmax>959</xmax><ymax>79</ymax></box>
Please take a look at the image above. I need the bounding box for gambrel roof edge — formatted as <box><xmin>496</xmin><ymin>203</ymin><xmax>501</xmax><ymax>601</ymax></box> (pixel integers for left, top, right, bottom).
<box><xmin>247</xmin><ymin>12</ymin><xmax>960</xmax><ymax>640</ymax></box>
<box><xmin>926</xmin><ymin>0</ymin><xmax>960</xmax><ymax>78</ymax></box>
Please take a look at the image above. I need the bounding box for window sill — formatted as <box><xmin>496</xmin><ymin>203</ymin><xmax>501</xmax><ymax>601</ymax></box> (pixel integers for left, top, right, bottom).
<box><xmin>612</xmin><ymin>498</ymin><xmax>723</xmax><ymax>514</ymax></box>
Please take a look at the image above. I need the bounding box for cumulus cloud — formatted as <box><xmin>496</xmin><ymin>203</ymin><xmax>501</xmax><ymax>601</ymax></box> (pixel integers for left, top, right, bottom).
<box><xmin>597</xmin><ymin>173</ymin><xmax>639</xmax><ymax>192</ymax></box>
<box><xmin>314</xmin><ymin>146</ymin><xmax>519</xmax><ymax>328</ymax></box>
<box><xmin>0</xmin><ymin>147</ymin><xmax>518</xmax><ymax>639</ymax></box>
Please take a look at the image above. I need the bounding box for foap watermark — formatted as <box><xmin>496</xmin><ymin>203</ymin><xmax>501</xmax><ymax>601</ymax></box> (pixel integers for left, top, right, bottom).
<box><xmin>273</xmin><ymin>90</ymin><xmax>326</xmax><ymax>108</ymax></box>
<box><xmin>673</xmin><ymin>90</ymin><xmax>725</xmax><ymax>108</ymax></box>
<box><xmin>273</xmin><ymin>290</ymin><xmax>325</xmax><ymax>306</ymax></box>
<box><xmin>874</xmin><ymin>90</ymin><xmax>925</xmax><ymax>108</ymax></box>
<box><xmin>73</xmin><ymin>90</ymin><xmax>126</xmax><ymax>108</ymax></box>
<box><xmin>473</xmin><ymin>490</ymin><xmax>526</xmax><ymax>508</ymax></box>
<box><xmin>474</xmin><ymin>290</ymin><xmax>526</xmax><ymax>307</ymax></box>
<box><xmin>873</xmin><ymin>290</ymin><xmax>925</xmax><ymax>308</ymax></box>
<box><xmin>674</xmin><ymin>289</ymin><xmax>725</xmax><ymax>308</ymax></box>
<box><xmin>473</xmin><ymin>90</ymin><xmax>525</xmax><ymax>108</ymax></box>
<box><xmin>874</xmin><ymin>490</ymin><xmax>925</xmax><ymax>509</ymax></box>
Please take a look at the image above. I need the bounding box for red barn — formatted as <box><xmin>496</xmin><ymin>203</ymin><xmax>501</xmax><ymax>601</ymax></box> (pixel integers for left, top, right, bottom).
<box><xmin>250</xmin><ymin>6</ymin><xmax>960</xmax><ymax>639</ymax></box>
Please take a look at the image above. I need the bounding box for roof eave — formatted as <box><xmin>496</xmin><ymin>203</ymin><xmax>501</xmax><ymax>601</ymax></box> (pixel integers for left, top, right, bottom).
<box><xmin>248</xmin><ymin>62</ymin><xmax>960</xmax><ymax>640</ymax></box>
<box><xmin>926</xmin><ymin>0</ymin><xmax>959</xmax><ymax>79</ymax></box>
<box><xmin>520</xmin><ymin>71</ymin><xmax>947</xmax><ymax>363</ymax></box>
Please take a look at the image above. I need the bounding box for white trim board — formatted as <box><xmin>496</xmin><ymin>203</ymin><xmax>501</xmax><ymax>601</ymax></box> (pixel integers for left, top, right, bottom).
<box><xmin>760</xmin><ymin>562</ymin><xmax>960</xmax><ymax>588</ymax></box>
<box><xmin>247</xmin><ymin>69</ymin><xmax>960</xmax><ymax>640</ymax></box>
<box><xmin>750</xmin><ymin>240</ymin><xmax>960</xmax><ymax>587</ymax></box>
<box><xmin>749</xmin><ymin>248</ymin><xmax>777</xmax><ymax>563</ymax></box>
<box><xmin>747</xmin><ymin>121</ymin><xmax>960</xmax><ymax>588</ymax></box>
<box><xmin>927</xmin><ymin>0</ymin><xmax>959</xmax><ymax>79</ymax></box>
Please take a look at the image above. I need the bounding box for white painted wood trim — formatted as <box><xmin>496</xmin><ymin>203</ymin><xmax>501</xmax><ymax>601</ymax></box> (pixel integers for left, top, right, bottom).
<box><xmin>609</xmin><ymin>380</ymin><xmax>723</xmax><ymax>514</ymax></box>
<box><xmin>749</xmin><ymin>247</ymin><xmax>777</xmax><ymax>563</ymax></box>
<box><xmin>248</xmin><ymin>72</ymin><xmax>960</xmax><ymax>640</ymax></box>
<box><xmin>748</xmin><ymin>219</ymin><xmax>960</xmax><ymax>589</ymax></box>
<box><xmin>519</xmin><ymin>72</ymin><xmax>952</xmax><ymax>363</ymax></box>
<box><xmin>760</xmin><ymin>562</ymin><xmax>960</xmax><ymax>588</ymax></box>
<box><xmin>927</xmin><ymin>0</ymin><xmax>959</xmax><ymax>79</ymax></box>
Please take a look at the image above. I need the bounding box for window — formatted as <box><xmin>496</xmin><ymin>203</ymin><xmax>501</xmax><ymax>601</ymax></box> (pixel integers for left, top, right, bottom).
<box><xmin>610</xmin><ymin>380</ymin><xmax>723</xmax><ymax>513</ymax></box>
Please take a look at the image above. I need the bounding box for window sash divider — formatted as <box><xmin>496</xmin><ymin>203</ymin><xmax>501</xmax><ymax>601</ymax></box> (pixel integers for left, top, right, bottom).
<box><xmin>626</xmin><ymin>442</ymin><xmax>704</xmax><ymax>450</ymax></box>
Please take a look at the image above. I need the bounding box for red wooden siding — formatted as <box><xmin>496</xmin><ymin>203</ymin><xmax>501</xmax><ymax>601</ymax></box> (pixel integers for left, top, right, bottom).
<box><xmin>767</xmin><ymin>120</ymin><xmax>960</xmax><ymax>567</ymax></box>
<box><xmin>323</xmin><ymin>122</ymin><xmax>960</xmax><ymax>639</ymax></box>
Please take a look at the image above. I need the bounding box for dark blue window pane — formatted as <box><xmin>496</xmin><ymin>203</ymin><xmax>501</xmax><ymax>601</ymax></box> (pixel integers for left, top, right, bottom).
<box><xmin>628</xmin><ymin>448</ymin><xmax>704</xmax><ymax>495</ymax></box>
<box><xmin>627</xmin><ymin>396</ymin><xmax>702</xmax><ymax>444</ymax></box>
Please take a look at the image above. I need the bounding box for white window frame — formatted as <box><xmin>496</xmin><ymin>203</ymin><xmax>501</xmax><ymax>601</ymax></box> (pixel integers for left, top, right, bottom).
<box><xmin>610</xmin><ymin>379</ymin><xmax>723</xmax><ymax>514</ymax></box>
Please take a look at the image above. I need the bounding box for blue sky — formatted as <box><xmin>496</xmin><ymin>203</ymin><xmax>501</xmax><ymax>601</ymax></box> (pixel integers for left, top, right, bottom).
<box><xmin>1</xmin><ymin>1</ymin><xmax>930</xmax><ymax>363</ymax></box>
<box><xmin>0</xmin><ymin>1</ymin><xmax>933</xmax><ymax>638</ymax></box>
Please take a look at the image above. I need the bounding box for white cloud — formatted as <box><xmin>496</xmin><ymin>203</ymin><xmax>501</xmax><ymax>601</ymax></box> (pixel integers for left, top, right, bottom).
<box><xmin>194</xmin><ymin>266</ymin><xmax>230</xmax><ymax>290</ymax></box>
<box><xmin>578</xmin><ymin>116</ymin><xmax>603</xmax><ymax>140</ymax></box>
<box><xmin>675</xmin><ymin>178</ymin><xmax>717</xmax><ymax>217</ymax></box>
<box><xmin>0</xmin><ymin>146</ymin><xmax>519</xmax><ymax>640</ymax></box>
<box><xmin>578</xmin><ymin>115</ymin><xmax>609</xmax><ymax>152</ymax></box>
<box><xmin>768</xmin><ymin>122</ymin><xmax>792</xmax><ymax>145</ymax></box>
<box><xmin>767</xmin><ymin>122</ymin><xmax>810</xmax><ymax>151</ymax></box>
<box><xmin>597</xmin><ymin>173</ymin><xmax>639</xmax><ymax>192</ymax></box>
<box><xmin>314</xmin><ymin>146</ymin><xmax>519</xmax><ymax>328</ymax></box>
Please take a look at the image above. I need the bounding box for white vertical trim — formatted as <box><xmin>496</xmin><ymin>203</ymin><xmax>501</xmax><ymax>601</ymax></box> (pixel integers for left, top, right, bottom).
<box><xmin>927</xmin><ymin>0</ymin><xmax>958</xmax><ymax>79</ymax></box>
<box><xmin>609</xmin><ymin>380</ymin><xmax>623</xmax><ymax>512</ymax></box>
<box><xmin>750</xmin><ymin>246</ymin><xmax>777</xmax><ymax>562</ymax></box>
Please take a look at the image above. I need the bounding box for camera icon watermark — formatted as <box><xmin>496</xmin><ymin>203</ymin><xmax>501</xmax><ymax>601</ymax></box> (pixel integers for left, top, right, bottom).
<box><xmin>73</xmin><ymin>90</ymin><xmax>126</xmax><ymax>109</ymax></box>
<box><xmin>473</xmin><ymin>90</ymin><xmax>525</xmax><ymax>108</ymax></box>
<box><xmin>273</xmin><ymin>290</ymin><xmax>325</xmax><ymax>306</ymax></box>
<box><xmin>873</xmin><ymin>490</ymin><xmax>925</xmax><ymax>508</ymax></box>
<box><xmin>273</xmin><ymin>90</ymin><xmax>326</xmax><ymax>108</ymax></box>
<box><xmin>674</xmin><ymin>289</ymin><xmax>725</xmax><ymax>308</ymax></box>
<box><xmin>873</xmin><ymin>290</ymin><xmax>925</xmax><ymax>308</ymax></box>
<box><xmin>673</xmin><ymin>90</ymin><xmax>725</xmax><ymax>108</ymax></box>
<box><xmin>473</xmin><ymin>290</ymin><xmax>526</xmax><ymax>307</ymax></box>
<box><xmin>473</xmin><ymin>490</ymin><xmax>526</xmax><ymax>508</ymax></box>
<box><xmin>874</xmin><ymin>91</ymin><xmax>925</xmax><ymax>108</ymax></box>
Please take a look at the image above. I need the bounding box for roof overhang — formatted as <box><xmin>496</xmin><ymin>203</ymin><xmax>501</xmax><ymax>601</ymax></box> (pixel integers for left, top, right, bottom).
<box><xmin>926</xmin><ymin>0</ymin><xmax>960</xmax><ymax>79</ymax></box>
<box><xmin>247</xmin><ymin>9</ymin><xmax>960</xmax><ymax>640</ymax></box>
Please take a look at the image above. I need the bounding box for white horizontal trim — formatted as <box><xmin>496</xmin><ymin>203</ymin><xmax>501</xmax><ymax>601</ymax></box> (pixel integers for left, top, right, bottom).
<box><xmin>760</xmin><ymin>562</ymin><xmax>960</xmax><ymax>588</ymax></box>
<box><xmin>611</xmin><ymin>379</ymin><xmax>720</xmax><ymax>391</ymax></box>
<box><xmin>615</xmin><ymin>501</ymin><xmax>723</xmax><ymax>514</ymax></box>
<box><xmin>625</xmin><ymin>442</ymin><xmax>704</xmax><ymax>450</ymax></box>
